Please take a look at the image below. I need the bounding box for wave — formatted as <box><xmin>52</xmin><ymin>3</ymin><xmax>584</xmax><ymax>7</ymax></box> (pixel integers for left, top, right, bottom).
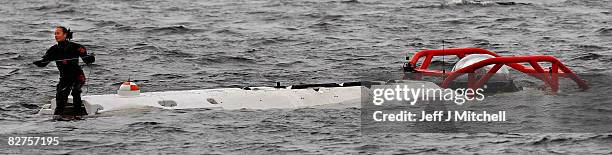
<box><xmin>19</xmin><ymin>103</ymin><xmax>39</xmax><ymax>109</ymax></box>
<box><xmin>115</xmin><ymin>24</ymin><xmax>137</xmax><ymax>31</ymax></box>
<box><xmin>561</xmin><ymin>0</ymin><xmax>608</xmax><ymax>7</ymax></box>
<box><xmin>0</xmin><ymin>52</ymin><xmax>19</xmax><ymax>58</ymax></box>
<box><xmin>128</xmin><ymin>121</ymin><xmax>162</xmax><ymax>127</ymax></box>
<box><xmin>595</xmin><ymin>28</ymin><xmax>612</xmax><ymax>35</ymax></box>
<box><xmin>213</xmin><ymin>28</ymin><xmax>243</xmax><ymax>36</ymax></box>
<box><xmin>340</xmin><ymin>0</ymin><xmax>359</xmax><ymax>4</ymax></box>
<box><xmin>132</xmin><ymin>45</ymin><xmax>159</xmax><ymax>51</ymax></box>
<box><xmin>449</xmin><ymin>0</ymin><xmax>531</xmax><ymax>6</ymax></box>
<box><xmin>0</xmin><ymin>53</ymin><xmax>24</xmax><ymax>61</ymax></box>
<box><xmin>529</xmin><ymin>136</ymin><xmax>572</xmax><ymax>145</ymax></box>
<box><xmin>0</xmin><ymin>68</ymin><xmax>20</xmax><ymax>78</ymax></box>
<box><xmin>29</xmin><ymin>3</ymin><xmax>71</xmax><ymax>11</ymax></box>
<box><xmin>413</xmin><ymin>0</ymin><xmax>531</xmax><ymax>8</ymax></box>
<box><xmin>251</xmin><ymin>37</ymin><xmax>296</xmax><ymax>46</ymax></box>
<box><xmin>572</xmin><ymin>53</ymin><xmax>604</xmax><ymax>61</ymax></box>
<box><xmin>144</xmin><ymin>25</ymin><xmax>205</xmax><ymax>35</ymax></box>
<box><xmin>495</xmin><ymin>17</ymin><xmax>520</xmax><ymax>22</ymax></box>
<box><xmin>151</xmin><ymin>73</ymin><xmax>185</xmax><ymax>79</ymax></box>
<box><xmin>572</xmin><ymin>44</ymin><xmax>610</xmax><ymax>52</ymax></box>
<box><xmin>53</xmin><ymin>8</ymin><xmax>78</xmax><ymax>14</ymax></box>
<box><xmin>161</xmin><ymin>49</ymin><xmax>193</xmax><ymax>57</ymax></box>
<box><xmin>275</xmin><ymin>60</ymin><xmax>305</xmax><ymax>67</ymax></box>
<box><xmin>95</xmin><ymin>20</ymin><xmax>120</xmax><ymax>27</ymax></box>
<box><xmin>143</xmin><ymin>55</ymin><xmax>160</xmax><ymax>61</ymax></box>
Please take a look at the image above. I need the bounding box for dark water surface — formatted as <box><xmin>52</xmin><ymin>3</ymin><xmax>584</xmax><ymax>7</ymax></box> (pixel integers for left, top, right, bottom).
<box><xmin>1</xmin><ymin>0</ymin><xmax>611</xmax><ymax>154</ymax></box>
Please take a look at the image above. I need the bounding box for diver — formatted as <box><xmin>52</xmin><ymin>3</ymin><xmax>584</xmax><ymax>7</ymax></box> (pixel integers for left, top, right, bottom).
<box><xmin>33</xmin><ymin>26</ymin><xmax>95</xmax><ymax>120</ymax></box>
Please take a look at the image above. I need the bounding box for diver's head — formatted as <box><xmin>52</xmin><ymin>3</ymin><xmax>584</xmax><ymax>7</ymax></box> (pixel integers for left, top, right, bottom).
<box><xmin>54</xmin><ymin>26</ymin><xmax>72</xmax><ymax>42</ymax></box>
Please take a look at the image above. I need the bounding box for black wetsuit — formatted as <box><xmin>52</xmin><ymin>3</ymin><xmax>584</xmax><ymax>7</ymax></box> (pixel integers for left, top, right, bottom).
<box><xmin>33</xmin><ymin>41</ymin><xmax>95</xmax><ymax>116</ymax></box>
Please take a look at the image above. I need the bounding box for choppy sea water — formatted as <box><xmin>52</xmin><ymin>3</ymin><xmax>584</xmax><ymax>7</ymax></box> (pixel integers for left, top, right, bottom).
<box><xmin>1</xmin><ymin>0</ymin><xmax>611</xmax><ymax>154</ymax></box>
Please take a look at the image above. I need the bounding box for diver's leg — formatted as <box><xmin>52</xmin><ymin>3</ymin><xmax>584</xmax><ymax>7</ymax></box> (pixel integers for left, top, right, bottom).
<box><xmin>54</xmin><ymin>78</ymin><xmax>71</xmax><ymax>115</ymax></box>
<box><xmin>71</xmin><ymin>74</ymin><xmax>87</xmax><ymax>116</ymax></box>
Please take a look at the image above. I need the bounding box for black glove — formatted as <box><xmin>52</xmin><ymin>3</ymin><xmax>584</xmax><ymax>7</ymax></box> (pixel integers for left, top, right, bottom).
<box><xmin>33</xmin><ymin>60</ymin><xmax>47</xmax><ymax>67</ymax></box>
<box><xmin>83</xmin><ymin>53</ymin><xmax>95</xmax><ymax>64</ymax></box>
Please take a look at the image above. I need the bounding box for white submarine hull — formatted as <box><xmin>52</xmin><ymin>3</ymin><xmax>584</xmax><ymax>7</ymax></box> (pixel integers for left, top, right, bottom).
<box><xmin>38</xmin><ymin>80</ymin><xmax>440</xmax><ymax>115</ymax></box>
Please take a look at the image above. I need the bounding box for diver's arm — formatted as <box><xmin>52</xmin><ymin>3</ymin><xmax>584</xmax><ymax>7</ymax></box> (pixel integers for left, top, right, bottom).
<box><xmin>33</xmin><ymin>48</ymin><xmax>53</xmax><ymax>67</ymax></box>
<box><xmin>78</xmin><ymin>45</ymin><xmax>95</xmax><ymax>64</ymax></box>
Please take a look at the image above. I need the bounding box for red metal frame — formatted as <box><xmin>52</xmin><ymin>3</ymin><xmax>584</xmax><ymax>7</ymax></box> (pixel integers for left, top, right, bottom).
<box><xmin>405</xmin><ymin>48</ymin><xmax>589</xmax><ymax>93</ymax></box>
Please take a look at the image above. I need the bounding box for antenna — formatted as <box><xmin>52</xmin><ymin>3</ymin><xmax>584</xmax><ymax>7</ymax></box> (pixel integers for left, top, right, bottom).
<box><xmin>442</xmin><ymin>39</ymin><xmax>446</xmax><ymax>74</ymax></box>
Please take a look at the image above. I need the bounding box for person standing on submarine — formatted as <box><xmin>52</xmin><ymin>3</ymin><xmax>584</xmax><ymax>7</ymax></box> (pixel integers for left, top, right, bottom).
<box><xmin>33</xmin><ymin>26</ymin><xmax>95</xmax><ymax>120</ymax></box>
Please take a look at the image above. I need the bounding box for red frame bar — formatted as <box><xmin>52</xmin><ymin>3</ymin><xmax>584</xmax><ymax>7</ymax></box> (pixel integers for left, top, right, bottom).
<box><xmin>410</xmin><ymin>48</ymin><xmax>500</xmax><ymax>74</ymax></box>
<box><xmin>441</xmin><ymin>56</ymin><xmax>588</xmax><ymax>93</ymax></box>
<box><xmin>406</xmin><ymin>48</ymin><xmax>589</xmax><ymax>93</ymax></box>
